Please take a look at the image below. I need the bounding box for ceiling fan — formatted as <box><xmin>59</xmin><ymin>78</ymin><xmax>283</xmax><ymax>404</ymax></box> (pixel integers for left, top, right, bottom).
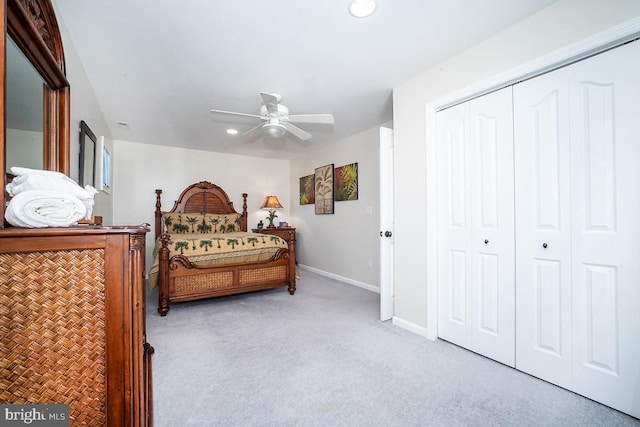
<box><xmin>210</xmin><ymin>92</ymin><xmax>334</xmax><ymax>141</ymax></box>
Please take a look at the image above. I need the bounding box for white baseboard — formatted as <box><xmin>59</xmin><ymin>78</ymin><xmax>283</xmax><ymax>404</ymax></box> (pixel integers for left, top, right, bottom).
<box><xmin>392</xmin><ymin>316</ymin><xmax>435</xmax><ymax>340</ymax></box>
<box><xmin>298</xmin><ymin>264</ymin><xmax>379</xmax><ymax>294</ymax></box>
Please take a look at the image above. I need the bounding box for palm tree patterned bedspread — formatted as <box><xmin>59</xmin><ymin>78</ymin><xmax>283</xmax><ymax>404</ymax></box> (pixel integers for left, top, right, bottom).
<box><xmin>148</xmin><ymin>231</ymin><xmax>288</xmax><ymax>287</ymax></box>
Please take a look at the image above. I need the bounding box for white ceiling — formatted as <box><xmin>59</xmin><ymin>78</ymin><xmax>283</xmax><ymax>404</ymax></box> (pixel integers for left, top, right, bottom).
<box><xmin>54</xmin><ymin>0</ymin><xmax>557</xmax><ymax>160</ymax></box>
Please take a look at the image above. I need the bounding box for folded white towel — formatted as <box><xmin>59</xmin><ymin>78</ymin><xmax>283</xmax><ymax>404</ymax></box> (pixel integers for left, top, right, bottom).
<box><xmin>5</xmin><ymin>190</ymin><xmax>87</xmax><ymax>228</ymax></box>
<box><xmin>7</xmin><ymin>166</ymin><xmax>98</xmax><ymax>219</ymax></box>
<box><xmin>7</xmin><ymin>166</ymin><xmax>96</xmax><ymax>199</ymax></box>
<box><xmin>9</xmin><ymin>166</ymin><xmax>66</xmax><ymax>179</ymax></box>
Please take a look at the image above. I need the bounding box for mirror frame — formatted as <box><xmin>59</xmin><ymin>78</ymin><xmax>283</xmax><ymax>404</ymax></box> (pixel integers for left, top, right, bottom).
<box><xmin>1</xmin><ymin>0</ymin><xmax>70</xmax><ymax>227</ymax></box>
<box><xmin>79</xmin><ymin>120</ymin><xmax>96</xmax><ymax>187</ymax></box>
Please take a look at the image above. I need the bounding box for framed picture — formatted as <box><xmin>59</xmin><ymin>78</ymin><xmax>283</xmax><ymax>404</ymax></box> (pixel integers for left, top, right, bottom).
<box><xmin>314</xmin><ymin>164</ymin><xmax>334</xmax><ymax>214</ymax></box>
<box><xmin>78</xmin><ymin>120</ymin><xmax>96</xmax><ymax>187</ymax></box>
<box><xmin>96</xmin><ymin>136</ymin><xmax>111</xmax><ymax>194</ymax></box>
<box><xmin>334</xmin><ymin>162</ymin><xmax>358</xmax><ymax>201</ymax></box>
<box><xmin>299</xmin><ymin>174</ymin><xmax>315</xmax><ymax>205</ymax></box>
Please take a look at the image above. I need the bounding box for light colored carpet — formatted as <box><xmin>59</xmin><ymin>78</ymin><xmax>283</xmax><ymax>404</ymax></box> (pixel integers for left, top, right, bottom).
<box><xmin>146</xmin><ymin>270</ymin><xmax>639</xmax><ymax>427</ymax></box>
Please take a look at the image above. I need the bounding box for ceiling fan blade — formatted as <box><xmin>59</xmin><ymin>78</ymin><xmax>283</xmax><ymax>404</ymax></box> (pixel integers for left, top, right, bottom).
<box><xmin>260</xmin><ymin>92</ymin><xmax>279</xmax><ymax>116</ymax></box>
<box><xmin>287</xmin><ymin>114</ymin><xmax>335</xmax><ymax>124</ymax></box>
<box><xmin>283</xmin><ymin>122</ymin><xmax>312</xmax><ymax>141</ymax></box>
<box><xmin>210</xmin><ymin>109</ymin><xmax>263</xmax><ymax>119</ymax></box>
<box><xmin>242</xmin><ymin>123</ymin><xmax>264</xmax><ymax>137</ymax></box>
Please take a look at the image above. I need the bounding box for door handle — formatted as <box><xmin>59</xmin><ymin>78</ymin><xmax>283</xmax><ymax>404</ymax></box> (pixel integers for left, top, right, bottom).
<box><xmin>385</xmin><ymin>231</ymin><xmax>392</xmax><ymax>238</ymax></box>
<box><xmin>484</xmin><ymin>239</ymin><xmax>489</xmax><ymax>244</ymax></box>
<box><xmin>543</xmin><ymin>242</ymin><xmax>548</xmax><ymax>249</ymax></box>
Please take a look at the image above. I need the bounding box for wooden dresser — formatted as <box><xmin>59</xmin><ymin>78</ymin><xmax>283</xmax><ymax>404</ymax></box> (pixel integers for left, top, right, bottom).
<box><xmin>0</xmin><ymin>225</ymin><xmax>153</xmax><ymax>426</ymax></box>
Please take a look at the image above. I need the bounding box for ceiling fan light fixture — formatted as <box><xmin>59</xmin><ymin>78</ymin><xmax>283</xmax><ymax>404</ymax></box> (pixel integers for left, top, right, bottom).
<box><xmin>210</xmin><ymin>91</ymin><xmax>333</xmax><ymax>141</ymax></box>
<box><xmin>349</xmin><ymin>0</ymin><xmax>376</xmax><ymax>18</ymax></box>
<box><xmin>262</xmin><ymin>122</ymin><xmax>287</xmax><ymax>138</ymax></box>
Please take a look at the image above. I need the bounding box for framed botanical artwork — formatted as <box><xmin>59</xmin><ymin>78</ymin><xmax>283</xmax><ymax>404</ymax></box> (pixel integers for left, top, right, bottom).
<box><xmin>334</xmin><ymin>162</ymin><xmax>358</xmax><ymax>201</ymax></box>
<box><xmin>299</xmin><ymin>174</ymin><xmax>315</xmax><ymax>205</ymax></box>
<box><xmin>314</xmin><ymin>164</ymin><xmax>334</xmax><ymax>214</ymax></box>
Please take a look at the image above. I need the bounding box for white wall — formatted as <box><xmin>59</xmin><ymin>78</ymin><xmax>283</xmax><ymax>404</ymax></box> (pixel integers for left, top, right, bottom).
<box><xmin>392</xmin><ymin>0</ymin><xmax>640</xmax><ymax>337</ymax></box>
<box><xmin>112</xmin><ymin>139</ymin><xmax>290</xmax><ymax>268</ymax></box>
<box><xmin>54</xmin><ymin>1</ymin><xmax>115</xmax><ymax>223</ymax></box>
<box><xmin>290</xmin><ymin>123</ymin><xmax>387</xmax><ymax>291</ymax></box>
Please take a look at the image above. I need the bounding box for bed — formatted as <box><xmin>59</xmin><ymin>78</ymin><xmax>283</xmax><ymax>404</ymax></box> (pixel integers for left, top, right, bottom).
<box><xmin>151</xmin><ymin>181</ymin><xmax>296</xmax><ymax>316</ymax></box>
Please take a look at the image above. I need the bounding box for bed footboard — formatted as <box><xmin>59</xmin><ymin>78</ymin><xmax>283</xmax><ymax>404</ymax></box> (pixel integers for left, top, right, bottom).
<box><xmin>157</xmin><ymin>237</ymin><xmax>295</xmax><ymax>316</ymax></box>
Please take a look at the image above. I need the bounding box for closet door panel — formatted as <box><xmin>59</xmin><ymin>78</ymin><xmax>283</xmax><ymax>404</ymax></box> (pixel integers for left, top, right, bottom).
<box><xmin>448</xmin><ymin>250</ymin><xmax>469</xmax><ymax>325</ymax></box>
<box><xmin>438</xmin><ymin>105</ymin><xmax>473</xmax><ymax>345</ymax></box>
<box><xmin>514</xmin><ymin>69</ymin><xmax>572</xmax><ymax>388</ymax></box>
<box><xmin>569</xmin><ymin>40</ymin><xmax>640</xmax><ymax>418</ymax></box>
<box><xmin>533</xmin><ymin>90</ymin><xmax>563</xmax><ymax>230</ymax></box>
<box><xmin>477</xmin><ymin>253</ymin><xmax>499</xmax><ymax>335</ymax></box>
<box><xmin>476</xmin><ymin>113</ymin><xmax>499</xmax><ymax>228</ymax></box>
<box><xmin>578</xmin><ymin>82</ymin><xmax>616</xmax><ymax>232</ymax></box>
<box><xmin>438</xmin><ymin>87</ymin><xmax>514</xmax><ymax>367</ymax></box>
<box><xmin>469</xmin><ymin>89</ymin><xmax>515</xmax><ymax>366</ymax></box>
<box><xmin>534</xmin><ymin>259</ymin><xmax>563</xmax><ymax>354</ymax></box>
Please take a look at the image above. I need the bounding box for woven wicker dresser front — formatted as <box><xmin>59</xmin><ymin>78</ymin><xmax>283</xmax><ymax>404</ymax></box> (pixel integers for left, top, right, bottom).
<box><xmin>0</xmin><ymin>226</ymin><xmax>152</xmax><ymax>427</ymax></box>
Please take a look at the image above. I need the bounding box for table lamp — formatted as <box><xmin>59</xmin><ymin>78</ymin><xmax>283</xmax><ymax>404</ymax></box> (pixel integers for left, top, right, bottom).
<box><xmin>260</xmin><ymin>195</ymin><xmax>283</xmax><ymax>229</ymax></box>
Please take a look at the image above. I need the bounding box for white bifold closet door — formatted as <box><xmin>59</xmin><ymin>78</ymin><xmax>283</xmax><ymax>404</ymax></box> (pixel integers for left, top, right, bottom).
<box><xmin>437</xmin><ymin>87</ymin><xmax>515</xmax><ymax>367</ymax></box>
<box><xmin>514</xmin><ymin>40</ymin><xmax>640</xmax><ymax>418</ymax></box>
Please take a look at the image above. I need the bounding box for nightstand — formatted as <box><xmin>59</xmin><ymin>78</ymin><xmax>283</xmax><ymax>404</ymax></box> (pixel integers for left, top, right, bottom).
<box><xmin>251</xmin><ymin>227</ymin><xmax>296</xmax><ymax>246</ymax></box>
<box><xmin>252</xmin><ymin>227</ymin><xmax>297</xmax><ymax>266</ymax></box>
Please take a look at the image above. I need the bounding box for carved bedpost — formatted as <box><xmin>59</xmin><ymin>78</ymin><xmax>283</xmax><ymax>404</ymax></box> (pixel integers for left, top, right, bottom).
<box><xmin>241</xmin><ymin>193</ymin><xmax>248</xmax><ymax>232</ymax></box>
<box><xmin>158</xmin><ymin>233</ymin><xmax>171</xmax><ymax>316</ymax></box>
<box><xmin>155</xmin><ymin>189</ymin><xmax>162</xmax><ymax>240</ymax></box>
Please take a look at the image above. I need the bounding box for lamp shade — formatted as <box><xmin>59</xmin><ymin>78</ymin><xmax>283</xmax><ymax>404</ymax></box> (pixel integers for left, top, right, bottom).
<box><xmin>260</xmin><ymin>196</ymin><xmax>283</xmax><ymax>210</ymax></box>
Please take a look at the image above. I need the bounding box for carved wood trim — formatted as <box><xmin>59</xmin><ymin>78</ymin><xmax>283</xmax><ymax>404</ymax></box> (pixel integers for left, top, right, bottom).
<box><xmin>11</xmin><ymin>0</ymin><xmax>66</xmax><ymax>80</ymax></box>
<box><xmin>20</xmin><ymin>0</ymin><xmax>55</xmax><ymax>58</ymax></box>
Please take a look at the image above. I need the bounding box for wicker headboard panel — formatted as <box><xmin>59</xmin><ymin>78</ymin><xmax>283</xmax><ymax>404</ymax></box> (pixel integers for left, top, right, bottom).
<box><xmin>154</xmin><ymin>181</ymin><xmax>248</xmax><ymax>239</ymax></box>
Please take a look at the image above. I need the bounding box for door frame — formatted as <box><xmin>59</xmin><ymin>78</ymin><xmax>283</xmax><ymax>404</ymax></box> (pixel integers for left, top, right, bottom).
<box><xmin>423</xmin><ymin>17</ymin><xmax>640</xmax><ymax>340</ymax></box>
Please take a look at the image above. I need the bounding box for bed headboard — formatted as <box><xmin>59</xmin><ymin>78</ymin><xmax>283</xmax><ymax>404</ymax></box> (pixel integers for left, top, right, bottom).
<box><xmin>154</xmin><ymin>181</ymin><xmax>248</xmax><ymax>239</ymax></box>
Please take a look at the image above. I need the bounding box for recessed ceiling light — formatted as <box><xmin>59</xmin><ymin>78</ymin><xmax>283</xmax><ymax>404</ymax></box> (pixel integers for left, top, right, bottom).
<box><xmin>226</xmin><ymin>128</ymin><xmax>238</xmax><ymax>135</ymax></box>
<box><xmin>349</xmin><ymin>0</ymin><xmax>377</xmax><ymax>18</ymax></box>
<box><xmin>116</xmin><ymin>121</ymin><xmax>129</xmax><ymax>129</ymax></box>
